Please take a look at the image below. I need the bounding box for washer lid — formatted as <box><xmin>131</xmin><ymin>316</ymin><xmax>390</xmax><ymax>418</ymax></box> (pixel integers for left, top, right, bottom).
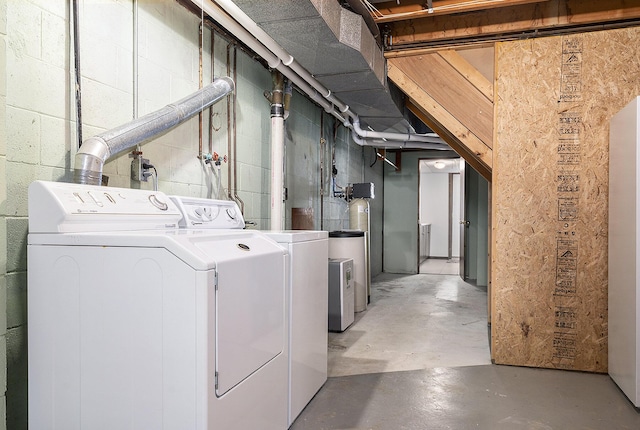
<box><xmin>264</xmin><ymin>230</ymin><xmax>328</xmax><ymax>243</ymax></box>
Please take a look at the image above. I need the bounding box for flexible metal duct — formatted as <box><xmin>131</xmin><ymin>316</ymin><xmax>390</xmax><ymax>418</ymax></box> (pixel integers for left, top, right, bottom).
<box><xmin>74</xmin><ymin>76</ymin><xmax>235</xmax><ymax>185</ymax></box>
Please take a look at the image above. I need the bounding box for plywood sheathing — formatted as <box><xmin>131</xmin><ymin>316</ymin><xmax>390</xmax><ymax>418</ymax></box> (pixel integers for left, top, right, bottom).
<box><xmin>492</xmin><ymin>26</ymin><xmax>640</xmax><ymax>373</ymax></box>
<box><xmin>388</xmin><ymin>51</ymin><xmax>493</xmax><ymax>181</ymax></box>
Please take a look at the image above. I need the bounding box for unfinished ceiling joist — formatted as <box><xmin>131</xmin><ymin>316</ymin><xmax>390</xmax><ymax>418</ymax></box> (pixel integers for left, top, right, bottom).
<box><xmin>385</xmin><ymin>0</ymin><xmax>640</xmax><ymax>48</ymax></box>
<box><xmin>372</xmin><ymin>0</ymin><xmax>550</xmax><ymax>23</ymax></box>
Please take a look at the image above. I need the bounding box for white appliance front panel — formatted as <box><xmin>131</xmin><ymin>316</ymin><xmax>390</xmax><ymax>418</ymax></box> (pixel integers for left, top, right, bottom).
<box><xmin>28</xmin><ymin>245</ymin><xmax>208</xmax><ymax>429</ymax></box>
<box><xmin>29</xmin><ymin>243</ymin><xmax>288</xmax><ymax>429</ymax></box>
<box><xmin>285</xmin><ymin>238</ymin><xmax>329</xmax><ymax>424</ymax></box>
<box><xmin>215</xmin><ymin>243</ymin><xmax>286</xmax><ymax>396</ymax></box>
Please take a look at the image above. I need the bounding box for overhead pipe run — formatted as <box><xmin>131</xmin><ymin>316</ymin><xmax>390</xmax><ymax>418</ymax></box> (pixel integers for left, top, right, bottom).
<box><xmin>212</xmin><ymin>0</ymin><xmax>353</xmax><ymax>117</ymax></box>
<box><xmin>74</xmin><ymin>77</ymin><xmax>235</xmax><ymax>185</ymax></box>
<box><xmin>350</xmin><ymin>131</ymin><xmax>448</xmax><ymax>150</ymax></box>
<box><xmin>351</xmin><ymin>118</ymin><xmax>441</xmax><ymax>144</ymax></box>
<box><xmin>186</xmin><ymin>0</ymin><xmax>347</xmax><ymax>122</ymax></box>
<box><xmin>189</xmin><ymin>0</ymin><xmax>447</xmax><ymax>149</ymax></box>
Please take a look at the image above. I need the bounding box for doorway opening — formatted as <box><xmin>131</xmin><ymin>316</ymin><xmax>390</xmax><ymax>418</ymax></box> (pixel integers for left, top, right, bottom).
<box><xmin>418</xmin><ymin>158</ymin><xmax>461</xmax><ymax>275</ymax></box>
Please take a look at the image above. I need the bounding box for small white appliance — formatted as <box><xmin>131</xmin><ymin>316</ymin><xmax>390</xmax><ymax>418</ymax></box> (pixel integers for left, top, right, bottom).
<box><xmin>27</xmin><ymin>181</ymin><xmax>288</xmax><ymax>429</ymax></box>
<box><xmin>328</xmin><ymin>230</ymin><xmax>367</xmax><ymax>312</ymax></box>
<box><xmin>167</xmin><ymin>196</ymin><xmax>329</xmax><ymax>427</ymax></box>
<box><xmin>328</xmin><ymin>258</ymin><xmax>355</xmax><ymax>332</ymax></box>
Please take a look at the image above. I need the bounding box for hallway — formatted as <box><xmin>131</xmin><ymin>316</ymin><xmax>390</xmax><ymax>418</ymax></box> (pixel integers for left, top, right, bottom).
<box><xmin>419</xmin><ymin>257</ymin><xmax>461</xmax><ymax>275</ymax></box>
<box><xmin>327</xmin><ymin>273</ymin><xmax>490</xmax><ymax>377</ymax></box>
<box><xmin>291</xmin><ymin>273</ymin><xmax>640</xmax><ymax>429</ymax></box>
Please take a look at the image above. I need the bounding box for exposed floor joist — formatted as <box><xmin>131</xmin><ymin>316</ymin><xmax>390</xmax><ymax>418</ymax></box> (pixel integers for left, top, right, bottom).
<box><xmin>372</xmin><ymin>0</ymin><xmax>550</xmax><ymax>23</ymax></box>
<box><xmin>383</xmin><ymin>0</ymin><xmax>640</xmax><ymax>49</ymax></box>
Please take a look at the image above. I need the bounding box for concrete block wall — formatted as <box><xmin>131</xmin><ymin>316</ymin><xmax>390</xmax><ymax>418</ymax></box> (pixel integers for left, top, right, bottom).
<box><xmin>0</xmin><ymin>0</ymin><xmax>8</xmax><ymax>426</ymax></box>
<box><xmin>284</xmin><ymin>91</ymin><xmax>366</xmax><ymax>232</ymax></box>
<box><xmin>1</xmin><ymin>0</ymin><xmax>372</xmax><ymax>428</ymax></box>
<box><xmin>323</xmin><ymin>124</ymin><xmax>366</xmax><ymax>232</ymax></box>
<box><xmin>5</xmin><ymin>1</ymin><xmax>70</xmax><ymax>427</ymax></box>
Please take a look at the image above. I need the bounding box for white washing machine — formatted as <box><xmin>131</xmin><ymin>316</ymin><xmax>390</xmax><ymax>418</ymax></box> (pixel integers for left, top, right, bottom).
<box><xmin>27</xmin><ymin>181</ymin><xmax>288</xmax><ymax>430</ymax></box>
<box><xmin>167</xmin><ymin>196</ymin><xmax>328</xmax><ymax>426</ymax></box>
<box><xmin>262</xmin><ymin>230</ymin><xmax>328</xmax><ymax>426</ymax></box>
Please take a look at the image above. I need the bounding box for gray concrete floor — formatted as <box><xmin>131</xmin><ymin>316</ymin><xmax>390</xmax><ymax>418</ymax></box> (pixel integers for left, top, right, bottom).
<box><xmin>328</xmin><ymin>272</ymin><xmax>490</xmax><ymax>377</ymax></box>
<box><xmin>291</xmin><ymin>273</ymin><xmax>640</xmax><ymax>429</ymax></box>
<box><xmin>419</xmin><ymin>257</ymin><xmax>460</xmax><ymax>275</ymax></box>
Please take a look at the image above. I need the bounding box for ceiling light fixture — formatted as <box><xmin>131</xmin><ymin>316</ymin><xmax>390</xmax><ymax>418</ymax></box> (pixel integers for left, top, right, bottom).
<box><xmin>433</xmin><ymin>160</ymin><xmax>446</xmax><ymax>169</ymax></box>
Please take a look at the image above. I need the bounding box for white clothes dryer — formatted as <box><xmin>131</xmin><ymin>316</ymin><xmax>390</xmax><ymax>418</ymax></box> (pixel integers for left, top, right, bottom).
<box><xmin>167</xmin><ymin>197</ymin><xmax>328</xmax><ymax>427</ymax></box>
<box><xmin>27</xmin><ymin>181</ymin><xmax>288</xmax><ymax>430</ymax></box>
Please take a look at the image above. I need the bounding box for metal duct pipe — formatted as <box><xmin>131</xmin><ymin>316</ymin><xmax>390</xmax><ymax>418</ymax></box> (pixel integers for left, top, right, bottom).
<box><xmin>188</xmin><ymin>0</ymin><xmax>349</xmax><ymax>125</ymax></box>
<box><xmin>213</xmin><ymin>0</ymin><xmax>354</xmax><ymax>118</ymax></box>
<box><xmin>344</xmin><ymin>0</ymin><xmax>381</xmax><ymax>47</ymax></box>
<box><xmin>189</xmin><ymin>0</ymin><xmax>446</xmax><ymax>148</ymax></box>
<box><xmin>74</xmin><ymin>77</ymin><xmax>235</xmax><ymax>185</ymax></box>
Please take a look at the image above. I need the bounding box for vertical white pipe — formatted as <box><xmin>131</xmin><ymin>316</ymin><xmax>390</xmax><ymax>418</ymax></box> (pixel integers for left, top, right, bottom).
<box><xmin>271</xmin><ymin>115</ymin><xmax>285</xmax><ymax>230</ymax></box>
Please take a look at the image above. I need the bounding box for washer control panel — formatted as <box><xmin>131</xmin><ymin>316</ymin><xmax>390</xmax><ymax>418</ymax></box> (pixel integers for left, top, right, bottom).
<box><xmin>169</xmin><ymin>196</ymin><xmax>245</xmax><ymax>229</ymax></box>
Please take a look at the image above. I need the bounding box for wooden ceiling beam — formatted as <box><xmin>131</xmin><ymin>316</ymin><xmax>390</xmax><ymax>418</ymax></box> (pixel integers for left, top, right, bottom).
<box><xmin>388</xmin><ymin>56</ymin><xmax>493</xmax><ymax>181</ymax></box>
<box><xmin>386</xmin><ymin>0</ymin><xmax>640</xmax><ymax>47</ymax></box>
<box><xmin>372</xmin><ymin>0</ymin><xmax>550</xmax><ymax>24</ymax></box>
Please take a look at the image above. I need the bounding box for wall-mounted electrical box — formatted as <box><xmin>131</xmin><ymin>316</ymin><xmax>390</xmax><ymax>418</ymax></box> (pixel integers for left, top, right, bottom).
<box><xmin>351</xmin><ymin>182</ymin><xmax>375</xmax><ymax>199</ymax></box>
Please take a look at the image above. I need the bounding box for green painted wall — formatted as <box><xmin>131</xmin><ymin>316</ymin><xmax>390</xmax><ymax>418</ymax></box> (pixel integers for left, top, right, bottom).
<box><xmin>465</xmin><ymin>166</ymin><xmax>489</xmax><ymax>287</ymax></box>
<box><xmin>1</xmin><ymin>0</ymin><xmax>379</xmax><ymax>427</ymax></box>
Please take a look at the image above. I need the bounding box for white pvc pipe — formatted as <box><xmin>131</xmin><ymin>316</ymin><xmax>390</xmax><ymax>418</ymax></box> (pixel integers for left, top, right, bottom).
<box><xmin>189</xmin><ymin>0</ymin><xmax>446</xmax><ymax>148</ymax></box>
<box><xmin>270</xmin><ymin>115</ymin><xmax>285</xmax><ymax>230</ymax></box>
<box><xmin>214</xmin><ymin>0</ymin><xmax>353</xmax><ymax>117</ymax></box>
<box><xmin>351</xmin><ymin>117</ymin><xmax>441</xmax><ymax>143</ymax></box>
<box><xmin>188</xmin><ymin>0</ymin><xmax>346</xmax><ymax>122</ymax></box>
<box><xmin>351</xmin><ymin>130</ymin><xmax>448</xmax><ymax>149</ymax></box>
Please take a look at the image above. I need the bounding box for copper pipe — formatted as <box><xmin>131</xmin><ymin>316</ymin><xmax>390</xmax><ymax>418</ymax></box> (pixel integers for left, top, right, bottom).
<box><xmin>232</xmin><ymin>46</ymin><xmax>244</xmax><ymax>214</ymax></box>
<box><xmin>198</xmin><ymin>22</ymin><xmax>203</xmax><ymax>159</ymax></box>
<box><xmin>209</xmin><ymin>26</ymin><xmax>215</xmax><ymax>154</ymax></box>
<box><xmin>320</xmin><ymin>112</ymin><xmax>325</xmax><ymax>230</ymax></box>
<box><xmin>226</xmin><ymin>43</ymin><xmax>233</xmax><ymax>200</ymax></box>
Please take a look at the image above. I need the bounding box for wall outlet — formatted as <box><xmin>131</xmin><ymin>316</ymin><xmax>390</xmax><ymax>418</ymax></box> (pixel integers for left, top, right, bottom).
<box><xmin>131</xmin><ymin>157</ymin><xmax>150</xmax><ymax>182</ymax></box>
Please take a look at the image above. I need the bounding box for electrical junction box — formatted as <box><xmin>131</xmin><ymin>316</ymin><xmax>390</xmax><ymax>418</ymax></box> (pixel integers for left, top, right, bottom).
<box><xmin>352</xmin><ymin>182</ymin><xmax>374</xmax><ymax>199</ymax></box>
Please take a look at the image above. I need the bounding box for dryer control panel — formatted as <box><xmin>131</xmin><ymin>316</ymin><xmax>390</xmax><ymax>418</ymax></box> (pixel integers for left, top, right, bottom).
<box><xmin>28</xmin><ymin>180</ymin><xmax>182</xmax><ymax>233</ymax></box>
<box><xmin>169</xmin><ymin>196</ymin><xmax>245</xmax><ymax>229</ymax></box>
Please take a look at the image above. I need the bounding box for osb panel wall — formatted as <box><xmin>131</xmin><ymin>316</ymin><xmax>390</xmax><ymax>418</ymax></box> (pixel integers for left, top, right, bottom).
<box><xmin>493</xmin><ymin>26</ymin><xmax>640</xmax><ymax>372</ymax></box>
